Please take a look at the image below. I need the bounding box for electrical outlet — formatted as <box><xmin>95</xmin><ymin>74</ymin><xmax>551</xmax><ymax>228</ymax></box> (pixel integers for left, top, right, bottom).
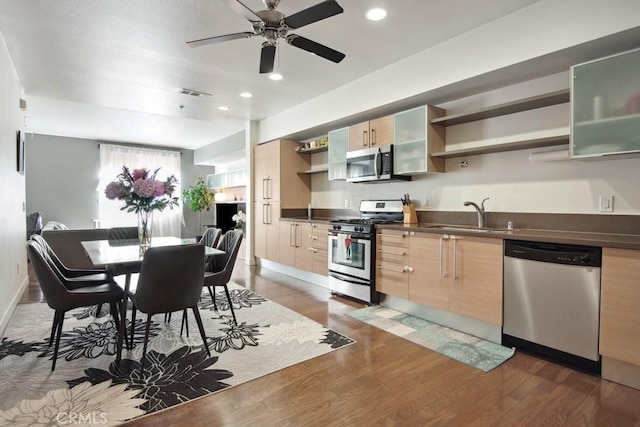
<box><xmin>599</xmin><ymin>195</ymin><xmax>613</xmax><ymax>212</ymax></box>
<box><xmin>424</xmin><ymin>197</ymin><xmax>431</xmax><ymax>208</ymax></box>
<box><xmin>344</xmin><ymin>199</ymin><xmax>349</xmax><ymax>208</ymax></box>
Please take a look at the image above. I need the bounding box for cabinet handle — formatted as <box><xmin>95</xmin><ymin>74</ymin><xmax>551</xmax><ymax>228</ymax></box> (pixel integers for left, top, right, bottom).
<box><xmin>371</xmin><ymin>128</ymin><xmax>376</xmax><ymax>146</ymax></box>
<box><xmin>266</xmin><ymin>177</ymin><xmax>272</xmax><ymax>199</ymax></box>
<box><xmin>378</xmin><ymin>249</ymin><xmax>406</xmax><ymax>256</ymax></box>
<box><xmin>267</xmin><ymin>203</ymin><xmax>272</xmax><ymax>225</ymax></box>
<box><xmin>362</xmin><ymin>130</ymin><xmax>368</xmax><ymax>147</ymax></box>
<box><xmin>263</xmin><ymin>203</ymin><xmax>267</xmax><ymax>224</ymax></box>
<box><xmin>406</xmin><ymin>266</ymin><xmax>414</xmax><ymax>273</ymax></box>
<box><xmin>439</xmin><ymin>236</ymin><xmax>447</xmax><ymax>278</ymax></box>
<box><xmin>262</xmin><ymin>178</ymin><xmax>267</xmax><ymax>200</ymax></box>
<box><xmin>378</xmin><ymin>265</ymin><xmax>407</xmax><ymax>273</ymax></box>
<box><xmin>453</xmin><ymin>236</ymin><xmax>458</xmax><ymax>280</ymax></box>
<box><xmin>289</xmin><ymin>223</ymin><xmax>295</xmax><ymax>247</ymax></box>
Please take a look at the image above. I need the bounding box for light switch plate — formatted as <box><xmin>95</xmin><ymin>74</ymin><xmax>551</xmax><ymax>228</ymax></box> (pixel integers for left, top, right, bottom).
<box><xmin>599</xmin><ymin>195</ymin><xmax>613</xmax><ymax>212</ymax></box>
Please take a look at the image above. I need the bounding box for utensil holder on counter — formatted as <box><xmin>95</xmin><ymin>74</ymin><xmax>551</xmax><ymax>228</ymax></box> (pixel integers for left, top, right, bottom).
<box><xmin>403</xmin><ymin>204</ymin><xmax>418</xmax><ymax>224</ymax></box>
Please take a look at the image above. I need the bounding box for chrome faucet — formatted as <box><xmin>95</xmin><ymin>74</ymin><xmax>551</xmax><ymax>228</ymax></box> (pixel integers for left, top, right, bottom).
<box><xmin>464</xmin><ymin>198</ymin><xmax>489</xmax><ymax>228</ymax></box>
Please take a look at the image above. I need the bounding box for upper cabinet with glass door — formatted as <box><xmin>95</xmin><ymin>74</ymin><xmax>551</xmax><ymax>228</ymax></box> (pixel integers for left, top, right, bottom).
<box><xmin>393</xmin><ymin>105</ymin><xmax>445</xmax><ymax>175</ymax></box>
<box><xmin>328</xmin><ymin>127</ymin><xmax>349</xmax><ymax>180</ymax></box>
<box><xmin>571</xmin><ymin>48</ymin><xmax>640</xmax><ymax>158</ymax></box>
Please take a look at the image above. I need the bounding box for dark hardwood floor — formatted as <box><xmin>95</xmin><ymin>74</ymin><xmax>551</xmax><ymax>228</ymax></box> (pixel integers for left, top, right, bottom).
<box><xmin>21</xmin><ymin>263</ymin><xmax>640</xmax><ymax>426</ymax></box>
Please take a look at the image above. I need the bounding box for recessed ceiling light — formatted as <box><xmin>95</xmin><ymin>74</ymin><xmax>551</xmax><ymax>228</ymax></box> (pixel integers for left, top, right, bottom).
<box><xmin>218</xmin><ymin>106</ymin><xmax>230</xmax><ymax>111</ymax></box>
<box><xmin>240</xmin><ymin>92</ymin><xmax>253</xmax><ymax>98</ymax></box>
<box><xmin>366</xmin><ymin>8</ymin><xmax>387</xmax><ymax>21</ymax></box>
<box><xmin>269</xmin><ymin>73</ymin><xmax>283</xmax><ymax>81</ymax></box>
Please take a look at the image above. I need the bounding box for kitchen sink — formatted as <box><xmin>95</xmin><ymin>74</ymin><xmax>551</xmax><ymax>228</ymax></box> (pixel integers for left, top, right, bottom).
<box><xmin>424</xmin><ymin>225</ymin><xmax>508</xmax><ymax>233</ymax></box>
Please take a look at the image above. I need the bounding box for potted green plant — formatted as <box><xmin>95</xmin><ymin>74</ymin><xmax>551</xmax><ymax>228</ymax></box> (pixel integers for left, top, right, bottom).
<box><xmin>182</xmin><ymin>177</ymin><xmax>215</xmax><ymax>237</ymax></box>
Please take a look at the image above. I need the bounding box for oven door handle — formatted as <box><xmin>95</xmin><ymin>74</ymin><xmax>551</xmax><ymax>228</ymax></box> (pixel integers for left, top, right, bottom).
<box><xmin>329</xmin><ymin>271</ymin><xmax>369</xmax><ymax>286</ymax></box>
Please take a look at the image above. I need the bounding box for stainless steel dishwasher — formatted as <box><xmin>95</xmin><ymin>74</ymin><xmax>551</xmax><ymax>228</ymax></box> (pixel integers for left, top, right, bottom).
<box><xmin>503</xmin><ymin>240</ymin><xmax>602</xmax><ymax>373</ymax></box>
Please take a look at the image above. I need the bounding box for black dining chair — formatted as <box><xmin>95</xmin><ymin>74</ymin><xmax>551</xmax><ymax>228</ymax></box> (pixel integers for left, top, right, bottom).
<box><xmin>204</xmin><ymin>230</ymin><xmax>243</xmax><ymax>325</ymax></box>
<box><xmin>107</xmin><ymin>227</ymin><xmax>138</xmax><ymax>246</ymax></box>
<box><xmin>127</xmin><ymin>244</ymin><xmax>209</xmax><ymax>369</ymax></box>
<box><xmin>199</xmin><ymin>227</ymin><xmax>222</xmax><ymax>248</ymax></box>
<box><xmin>27</xmin><ymin>239</ymin><xmax>124</xmax><ymax>371</ymax></box>
<box><xmin>30</xmin><ymin>234</ymin><xmax>113</xmax><ymax>287</ymax></box>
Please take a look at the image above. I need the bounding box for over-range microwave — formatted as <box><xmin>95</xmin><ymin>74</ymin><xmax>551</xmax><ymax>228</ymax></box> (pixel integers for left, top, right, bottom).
<box><xmin>346</xmin><ymin>145</ymin><xmax>411</xmax><ymax>183</ymax></box>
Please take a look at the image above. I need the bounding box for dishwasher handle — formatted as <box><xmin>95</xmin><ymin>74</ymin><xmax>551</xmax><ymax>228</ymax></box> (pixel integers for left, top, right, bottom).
<box><xmin>504</xmin><ymin>239</ymin><xmax>601</xmax><ymax>267</ymax></box>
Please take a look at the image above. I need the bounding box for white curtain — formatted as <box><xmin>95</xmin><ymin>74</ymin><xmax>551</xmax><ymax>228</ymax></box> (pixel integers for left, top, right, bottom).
<box><xmin>98</xmin><ymin>144</ymin><xmax>182</xmax><ymax>237</ymax></box>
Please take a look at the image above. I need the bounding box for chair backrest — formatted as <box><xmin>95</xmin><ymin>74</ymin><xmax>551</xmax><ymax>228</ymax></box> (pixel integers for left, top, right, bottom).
<box><xmin>199</xmin><ymin>227</ymin><xmax>222</xmax><ymax>248</ymax></box>
<box><xmin>30</xmin><ymin>234</ymin><xmax>72</xmax><ymax>279</ymax></box>
<box><xmin>210</xmin><ymin>230</ymin><xmax>243</xmax><ymax>282</ymax></box>
<box><xmin>26</xmin><ymin>239</ymin><xmax>72</xmax><ymax>311</ymax></box>
<box><xmin>133</xmin><ymin>244</ymin><xmax>205</xmax><ymax>314</ymax></box>
<box><xmin>107</xmin><ymin>227</ymin><xmax>138</xmax><ymax>242</ymax></box>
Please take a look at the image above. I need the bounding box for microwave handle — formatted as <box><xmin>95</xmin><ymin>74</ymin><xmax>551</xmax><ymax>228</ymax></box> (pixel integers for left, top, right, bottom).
<box><xmin>374</xmin><ymin>147</ymin><xmax>382</xmax><ymax>178</ymax></box>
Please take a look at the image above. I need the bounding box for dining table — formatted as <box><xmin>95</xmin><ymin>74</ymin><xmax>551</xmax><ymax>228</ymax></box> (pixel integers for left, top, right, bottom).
<box><xmin>81</xmin><ymin>236</ymin><xmax>224</xmax><ymax>363</ymax></box>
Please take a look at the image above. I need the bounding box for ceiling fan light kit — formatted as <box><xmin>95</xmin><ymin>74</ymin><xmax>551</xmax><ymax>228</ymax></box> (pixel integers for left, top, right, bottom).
<box><xmin>187</xmin><ymin>0</ymin><xmax>345</xmax><ymax>74</ymax></box>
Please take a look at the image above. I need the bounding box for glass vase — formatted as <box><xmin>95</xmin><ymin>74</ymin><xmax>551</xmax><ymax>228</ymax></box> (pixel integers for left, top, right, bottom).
<box><xmin>138</xmin><ymin>210</ymin><xmax>153</xmax><ymax>248</ymax></box>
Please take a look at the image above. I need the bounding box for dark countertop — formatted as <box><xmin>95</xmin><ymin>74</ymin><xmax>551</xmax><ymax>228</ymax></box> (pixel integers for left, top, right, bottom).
<box><xmin>378</xmin><ymin>223</ymin><xmax>640</xmax><ymax>250</ymax></box>
<box><xmin>279</xmin><ymin>215</ymin><xmax>640</xmax><ymax>250</ymax></box>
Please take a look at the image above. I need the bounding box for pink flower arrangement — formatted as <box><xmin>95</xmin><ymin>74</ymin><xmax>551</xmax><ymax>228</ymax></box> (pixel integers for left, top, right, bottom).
<box><xmin>105</xmin><ymin>166</ymin><xmax>179</xmax><ymax>214</ymax></box>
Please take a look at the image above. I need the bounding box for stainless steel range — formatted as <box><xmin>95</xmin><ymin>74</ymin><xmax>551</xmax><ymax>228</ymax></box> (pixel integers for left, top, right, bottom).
<box><xmin>328</xmin><ymin>200</ymin><xmax>404</xmax><ymax>304</ymax></box>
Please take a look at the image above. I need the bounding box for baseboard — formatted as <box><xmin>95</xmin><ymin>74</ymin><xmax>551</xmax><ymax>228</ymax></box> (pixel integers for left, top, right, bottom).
<box><xmin>0</xmin><ymin>274</ymin><xmax>29</xmax><ymax>338</ymax></box>
<box><xmin>257</xmin><ymin>258</ymin><xmax>329</xmax><ymax>289</ymax></box>
<box><xmin>602</xmin><ymin>356</ymin><xmax>640</xmax><ymax>390</ymax></box>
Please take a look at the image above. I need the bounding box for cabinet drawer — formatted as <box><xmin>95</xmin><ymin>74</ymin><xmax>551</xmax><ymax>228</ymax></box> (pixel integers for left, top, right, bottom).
<box><xmin>376</xmin><ymin>260</ymin><xmax>408</xmax><ymax>298</ymax></box>
<box><xmin>377</xmin><ymin>230</ymin><xmax>409</xmax><ymax>248</ymax></box>
<box><xmin>377</xmin><ymin>244</ymin><xmax>408</xmax><ymax>264</ymax></box>
<box><xmin>313</xmin><ymin>233</ymin><xmax>328</xmax><ymax>248</ymax></box>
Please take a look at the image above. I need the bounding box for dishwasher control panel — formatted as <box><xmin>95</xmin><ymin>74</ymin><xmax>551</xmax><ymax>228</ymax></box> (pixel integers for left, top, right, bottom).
<box><xmin>504</xmin><ymin>240</ymin><xmax>602</xmax><ymax>267</ymax></box>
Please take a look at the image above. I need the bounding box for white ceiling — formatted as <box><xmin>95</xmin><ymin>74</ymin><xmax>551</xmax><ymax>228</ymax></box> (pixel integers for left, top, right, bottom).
<box><xmin>0</xmin><ymin>0</ymin><xmax>542</xmax><ymax>150</ymax></box>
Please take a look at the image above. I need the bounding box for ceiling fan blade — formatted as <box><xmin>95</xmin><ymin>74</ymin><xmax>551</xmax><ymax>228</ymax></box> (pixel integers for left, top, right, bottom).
<box><xmin>260</xmin><ymin>43</ymin><xmax>276</xmax><ymax>74</ymax></box>
<box><xmin>186</xmin><ymin>32</ymin><xmax>255</xmax><ymax>48</ymax></box>
<box><xmin>287</xmin><ymin>35</ymin><xmax>345</xmax><ymax>63</ymax></box>
<box><xmin>219</xmin><ymin>0</ymin><xmax>263</xmax><ymax>23</ymax></box>
<box><xmin>284</xmin><ymin>0</ymin><xmax>343</xmax><ymax>29</ymax></box>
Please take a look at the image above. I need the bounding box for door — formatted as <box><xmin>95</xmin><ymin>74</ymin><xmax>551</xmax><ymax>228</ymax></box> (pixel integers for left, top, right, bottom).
<box><xmin>449</xmin><ymin>236</ymin><xmax>503</xmax><ymax>326</ymax></box>
<box><xmin>348</xmin><ymin>121</ymin><xmax>370</xmax><ymax>151</ymax></box>
<box><xmin>369</xmin><ymin>115</ymin><xmax>394</xmax><ymax>147</ymax></box>
<box><xmin>408</xmin><ymin>232</ymin><xmax>449</xmax><ymax>311</ymax></box>
<box><xmin>328</xmin><ymin>234</ymin><xmax>371</xmax><ymax>281</ymax></box>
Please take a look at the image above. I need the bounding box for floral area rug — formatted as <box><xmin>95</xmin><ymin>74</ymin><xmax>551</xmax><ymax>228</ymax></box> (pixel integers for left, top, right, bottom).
<box><xmin>0</xmin><ymin>283</ymin><xmax>354</xmax><ymax>426</ymax></box>
<box><xmin>347</xmin><ymin>306</ymin><xmax>513</xmax><ymax>372</ymax></box>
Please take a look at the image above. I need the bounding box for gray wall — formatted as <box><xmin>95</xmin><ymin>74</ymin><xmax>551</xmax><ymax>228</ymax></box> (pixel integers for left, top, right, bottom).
<box><xmin>25</xmin><ymin>134</ymin><xmax>214</xmax><ymax>236</ymax></box>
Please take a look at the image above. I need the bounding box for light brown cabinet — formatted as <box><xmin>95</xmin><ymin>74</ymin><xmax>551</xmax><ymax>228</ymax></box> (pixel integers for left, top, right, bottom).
<box><xmin>448</xmin><ymin>236</ymin><xmax>503</xmax><ymax>326</ymax></box>
<box><xmin>600</xmin><ymin>247</ymin><xmax>640</xmax><ymax>366</ymax></box>
<box><xmin>279</xmin><ymin>221</ymin><xmax>327</xmax><ymax>275</ymax></box>
<box><xmin>348</xmin><ymin>115</ymin><xmax>394</xmax><ymax>151</ymax></box>
<box><xmin>376</xmin><ymin>229</ymin><xmax>503</xmax><ymax>326</ymax></box>
<box><xmin>254</xmin><ymin>140</ymin><xmax>311</xmax><ymax>262</ymax></box>
<box><xmin>309</xmin><ymin>222</ymin><xmax>329</xmax><ymax>275</ymax></box>
<box><xmin>376</xmin><ymin>229</ymin><xmax>410</xmax><ymax>299</ymax></box>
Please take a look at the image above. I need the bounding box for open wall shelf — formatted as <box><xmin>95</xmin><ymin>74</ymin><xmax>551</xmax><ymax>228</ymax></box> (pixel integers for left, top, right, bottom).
<box><xmin>431</xmin><ymin>90</ymin><xmax>570</xmax><ymax>127</ymax></box>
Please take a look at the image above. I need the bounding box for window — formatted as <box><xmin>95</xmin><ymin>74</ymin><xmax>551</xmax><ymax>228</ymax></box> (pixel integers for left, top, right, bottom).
<box><xmin>98</xmin><ymin>144</ymin><xmax>182</xmax><ymax>237</ymax></box>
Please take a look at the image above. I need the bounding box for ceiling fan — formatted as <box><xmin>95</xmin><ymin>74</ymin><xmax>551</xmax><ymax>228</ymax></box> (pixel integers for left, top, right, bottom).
<box><xmin>186</xmin><ymin>0</ymin><xmax>346</xmax><ymax>74</ymax></box>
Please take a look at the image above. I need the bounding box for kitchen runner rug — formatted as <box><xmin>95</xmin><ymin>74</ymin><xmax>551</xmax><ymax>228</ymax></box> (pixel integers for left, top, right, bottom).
<box><xmin>0</xmin><ymin>282</ymin><xmax>355</xmax><ymax>426</ymax></box>
<box><xmin>347</xmin><ymin>306</ymin><xmax>514</xmax><ymax>372</ymax></box>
